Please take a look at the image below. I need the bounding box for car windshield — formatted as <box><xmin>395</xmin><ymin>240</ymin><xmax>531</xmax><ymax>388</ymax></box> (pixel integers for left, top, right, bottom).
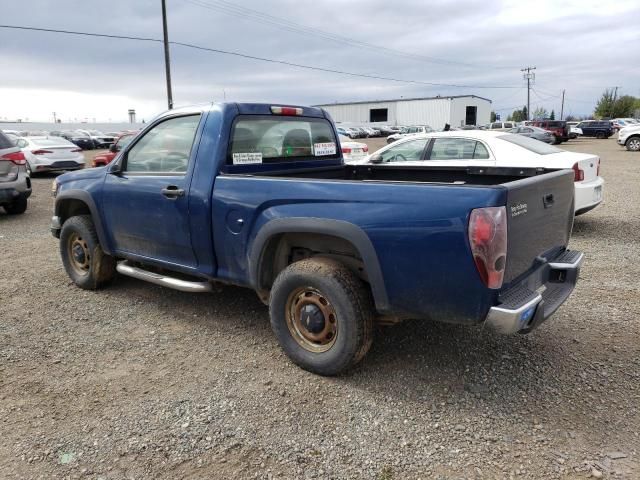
<box><xmin>498</xmin><ymin>134</ymin><xmax>562</xmax><ymax>155</ymax></box>
<box><xmin>72</xmin><ymin>131</ymin><xmax>90</xmax><ymax>138</ymax></box>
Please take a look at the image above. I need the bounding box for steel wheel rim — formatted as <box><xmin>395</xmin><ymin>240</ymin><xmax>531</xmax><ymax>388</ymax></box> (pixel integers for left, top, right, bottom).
<box><xmin>629</xmin><ymin>139</ymin><xmax>640</xmax><ymax>151</ymax></box>
<box><xmin>67</xmin><ymin>233</ymin><xmax>91</xmax><ymax>276</ymax></box>
<box><xmin>286</xmin><ymin>287</ymin><xmax>338</xmax><ymax>353</ymax></box>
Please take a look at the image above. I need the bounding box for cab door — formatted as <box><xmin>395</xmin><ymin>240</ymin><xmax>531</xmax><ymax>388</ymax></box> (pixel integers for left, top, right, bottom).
<box><xmin>101</xmin><ymin>114</ymin><xmax>202</xmax><ymax>268</ymax></box>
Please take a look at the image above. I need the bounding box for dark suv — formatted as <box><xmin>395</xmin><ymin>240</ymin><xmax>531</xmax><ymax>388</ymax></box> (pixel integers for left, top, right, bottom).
<box><xmin>0</xmin><ymin>131</ymin><xmax>31</xmax><ymax>214</ymax></box>
<box><xmin>526</xmin><ymin>120</ymin><xmax>569</xmax><ymax>144</ymax></box>
<box><xmin>577</xmin><ymin>121</ymin><xmax>614</xmax><ymax>139</ymax></box>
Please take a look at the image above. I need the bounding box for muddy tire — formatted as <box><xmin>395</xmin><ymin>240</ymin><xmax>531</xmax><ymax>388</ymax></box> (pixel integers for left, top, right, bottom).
<box><xmin>60</xmin><ymin>215</ymin><xmax>116</xmax><ymax>290</ymax></box>
<box><xmin>269</xmin><ymin>258</ymin><xmax>374</xmax><ymax>376</ymax></box>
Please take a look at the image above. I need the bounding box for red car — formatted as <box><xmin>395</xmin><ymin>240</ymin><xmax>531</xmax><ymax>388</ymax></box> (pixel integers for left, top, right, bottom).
<box><xmin>92</xmin><ymin>133</ymin><xmax>136</xmax><ymax>167</ymax></box>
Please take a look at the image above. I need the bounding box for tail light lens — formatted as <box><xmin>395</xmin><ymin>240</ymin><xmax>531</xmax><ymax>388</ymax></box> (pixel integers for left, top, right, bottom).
<box><xmin>572</xmin><ymin>162</ymin><xmax>584</xmax><ymax>182</ymax></box>
<box><xmin>363</xmin><ymin>145</ymin><xmax>369</xmax><ymax>152</ymax></box>
<box><xmin>342</xmin><ymin>147</ymin><xmax>352</xmax><ymax>154</ymax></box>
<box><xmin>468</xmin><ymin>206</ymin><xmax>508</xmax><ymax>289</ymax></box>
<box><xmin>32</xmin><ymin>149</ymin><xmax>53</xmax><ymax>155</ymax></box>
<box><xmin>1</xmin><ymin>151</ymin><xmax>26</xmax><ymax>165</ymax></box>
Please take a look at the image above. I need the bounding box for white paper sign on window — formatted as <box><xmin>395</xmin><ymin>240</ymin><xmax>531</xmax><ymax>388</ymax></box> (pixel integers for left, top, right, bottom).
<box><xmin>313</xmin><ymin>142</ymin><xmax>336</xmax><ymax>156</ymax></box>
<box><xmin>232</xmin><ymin>152</ymin><xmax>263</xmax><ymax>165</ymax></box>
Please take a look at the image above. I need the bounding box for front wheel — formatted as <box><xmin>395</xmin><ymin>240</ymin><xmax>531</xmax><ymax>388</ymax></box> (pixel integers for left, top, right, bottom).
<box><xmin>269</xmin><ymin>258</ymin><xmax>374</xmax><ymax>376</ymax></box>
<box><xmin>60</xmin><ymin>215</ymin><xmax>116</xmax><ymax>289</ymax></box>
<box><xmin>596</xmin><ymin>131</ymin><xmax>605</xmax><ymax>139</ymax></box>
<box><xmin>626</xmin><ymin>137</ymin><xmax>640</xmax><ymax>151</ymax></box>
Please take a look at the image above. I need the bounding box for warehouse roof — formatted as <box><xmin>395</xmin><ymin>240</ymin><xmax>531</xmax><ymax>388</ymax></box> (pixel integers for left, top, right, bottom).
<box><xmin>314</xmin><ymin>95</ymin><xmax>492</xmax><ymax>107</ymax></box>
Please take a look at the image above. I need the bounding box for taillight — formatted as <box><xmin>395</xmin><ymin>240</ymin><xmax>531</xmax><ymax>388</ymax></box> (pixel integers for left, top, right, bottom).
<box><xmin>0</xmin><ymin>151</ymin><xmax>26</xmax><ymax>165</ymax></box>
<box><xmin>363</xmin><ymin>145</ymin><xmax>369</xmax><ymax>152</ymax></box>
<box><xmin>468</xmin><ymin>206</ymin><xmax>508</xmax><ymax>289</ymax></box>
<box><xmin>572</xmin><ymin>162</ymin><xmax>584</xmax><ymax>182</ymax></box>
<box><xmin>32</xmin><ymin>149</ymin><xmax>53</xmax><ymax>155</ymax></box>
<box><xmin>342</xmin><ymin>147</ymin><xmax>352</xmax><ymax>154</ymax></box>
<box><xmin>270</xmin><ymin>106</ymin><xmax>303</xmax><ymax>116</ymax></box>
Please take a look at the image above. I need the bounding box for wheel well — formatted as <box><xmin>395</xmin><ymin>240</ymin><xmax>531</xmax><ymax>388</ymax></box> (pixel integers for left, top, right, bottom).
<box><xmin>257</xmin><ymin>233</ymin><xmax>368</xmax><ymax>298</ymax></box>
<box><xmin>627</xmin><ymin>134</ymin><xmax>640</xmax><ymax>142</ymax></box>
<box><xmin>57</xmin><ymin>199</ymin><xmax>91</xmax><ymax>224</ymax></box>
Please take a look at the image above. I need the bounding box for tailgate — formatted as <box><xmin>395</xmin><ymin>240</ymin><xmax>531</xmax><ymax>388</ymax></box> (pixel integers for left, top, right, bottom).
<box><xmin>503</xmin><ymin>169</ymin><xmax>574</xmax><ymax>285</ymax></box>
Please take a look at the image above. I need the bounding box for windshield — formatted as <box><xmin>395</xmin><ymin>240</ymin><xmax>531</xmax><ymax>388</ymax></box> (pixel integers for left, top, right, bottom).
<box><xmin>229</xmin><ymin>116</ymin><xmax>338</xmax><ymax>164</ymax></box>
<box><xmin>497</xmin><ymin>134</ymin><xmax>563</xmax><ymax>155</ymax></box>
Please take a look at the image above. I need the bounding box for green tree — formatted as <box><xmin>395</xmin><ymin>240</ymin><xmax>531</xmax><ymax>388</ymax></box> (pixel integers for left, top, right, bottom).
<box><xmin>490</xmin><ymin>111</ymin><xmax>496</xmax><ymax>122</ymax></box>
<box><xmin>594</xmin><ymin>89</ymin><xmax>616</xmax><ymax>118</ymax></box>
<box><xmin>615</xmin><ymin>96</ymin><xmax>637</xmax><ymax>117</ymax></box>
<box><xmin>532</xmin><ymin>107</ymin><xmax>548</xmax><ymax>120</ymax></box>
<box><xmin>550</xmin><ymin>110</ymin><xmax>555</xmax><ymax>120</ymax></box>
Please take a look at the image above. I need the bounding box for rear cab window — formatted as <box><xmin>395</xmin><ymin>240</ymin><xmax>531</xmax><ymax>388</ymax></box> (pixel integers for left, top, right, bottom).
<box><xmin>228</xmin><ymin>116</ymin><xmax>339</xmax><ymax>166</ymax></box>
<box><xmin>0</xmin><ymin>131</ymin><xmax>14</xmax><ymax>150</ymax></box>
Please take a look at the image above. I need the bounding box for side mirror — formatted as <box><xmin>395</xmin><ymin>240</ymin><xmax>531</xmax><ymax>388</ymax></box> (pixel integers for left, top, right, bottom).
<box><xmin>109</xmin><ymin>144</ymin><xmax>119</xmax><ymax>153</ymax></box>
<box><xmin>369</xmin><ymin>154</ymin><xmax>384</xmax><ymax>164</ymax></box>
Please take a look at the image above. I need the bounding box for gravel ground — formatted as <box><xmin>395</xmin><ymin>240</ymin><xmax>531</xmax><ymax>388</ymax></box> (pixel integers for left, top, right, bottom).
<box><xmin>1</xmin><ymin>137</ymin><xmax>639</xmax><ymax>479</ymax></box>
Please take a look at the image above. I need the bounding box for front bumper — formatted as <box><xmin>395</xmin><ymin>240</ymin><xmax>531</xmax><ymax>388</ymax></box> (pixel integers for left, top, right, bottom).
<box><xmin>485</xmin><ymin>250</ymin><xmax>583</xmax><ymax>334</ymax></box>
<box><xmin>51</xmin><ymin>215</ymin><xmax>62</xmax><ymax>238</ymax></box>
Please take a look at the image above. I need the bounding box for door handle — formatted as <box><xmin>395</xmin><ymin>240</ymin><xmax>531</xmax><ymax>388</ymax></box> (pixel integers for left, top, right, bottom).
<box><xmin>161</xmin><ymin>186</ymin><xmax>185</xmax><ymax>198</ymax></box>
<box><xmin>543</xmin><ymin>193</ymin><xmax>554</xmax><ymax>208</ymax></box>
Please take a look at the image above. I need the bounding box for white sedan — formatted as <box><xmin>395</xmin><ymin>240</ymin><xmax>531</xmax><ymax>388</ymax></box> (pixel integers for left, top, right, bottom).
<box><xmin>338</xmin><ymin>135</ymin><xmax>369</xmax><ymax>162</ymax></box>
<box><xmin>14</xmin><ymin>136</ymin><xmax>85</xmax><ymax>175</ymax></box>
<box><xmin>356</xmin><ymin>131</ymin><xmax>604</xmax><ymax>215</ymax></box>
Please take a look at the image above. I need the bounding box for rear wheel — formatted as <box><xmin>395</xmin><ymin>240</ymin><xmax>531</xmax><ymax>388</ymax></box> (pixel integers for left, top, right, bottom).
<box><xmin>4</xmin><ymin>196</ymin><xmax>27</xmax><ymax>215</ymax></box>
<box><xmin>553</xmin><ymin>135</ymin><xmax>561</xmax><ymax>145</ymax></box>
<box><xmin>269</xmin><ymin>258</ymin><xmax>374</xmax><ymax>376</ymax></box>
<box><xmin>60</xmin><ymin>215</ymin><xmax>116</xmax><ymax>289</ymax></box>
<box><xmin>596</xmin><ymin>131</ymin><xmax>605</xmax><ymax>139</ymax></box>
<box><xmin>626</xmin><ymin>137</ymin><xmax>640</xmax><ymax>152</ymax></box>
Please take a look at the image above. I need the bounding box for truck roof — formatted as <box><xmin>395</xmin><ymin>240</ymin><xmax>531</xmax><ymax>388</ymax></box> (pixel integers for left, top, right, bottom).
<box><xmin>153</xmin><ymin>102</ymin><xmax>328</xmax><ymax>120</ymax></box>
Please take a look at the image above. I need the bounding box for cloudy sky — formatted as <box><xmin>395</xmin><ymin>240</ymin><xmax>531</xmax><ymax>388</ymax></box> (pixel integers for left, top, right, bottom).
<box><xmin>1</xmin><ymin>0</ymin><xmax>638</xmax><ymax>122</ymax></box>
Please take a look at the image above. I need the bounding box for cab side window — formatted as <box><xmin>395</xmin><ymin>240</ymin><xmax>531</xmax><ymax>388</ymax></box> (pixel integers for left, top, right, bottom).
<box><xmin>125</xmin><ymin>115</ymin><xmax>201</xmax><ymax>174</ymax></box>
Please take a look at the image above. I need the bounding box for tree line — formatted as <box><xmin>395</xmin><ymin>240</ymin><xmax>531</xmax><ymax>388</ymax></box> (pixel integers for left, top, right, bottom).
<box><xmin>490</xmin><ymin>89</ymin><xmax>640</xmax><ymax>123</ymax></box>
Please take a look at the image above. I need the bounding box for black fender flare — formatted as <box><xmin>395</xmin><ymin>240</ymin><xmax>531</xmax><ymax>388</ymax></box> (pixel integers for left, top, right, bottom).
<box><xmin>55</xmin><ymin>190</ymin><xmax>112</xmax><ymax>255</ymax></box>
<box><xmin>248</xmin><ymin>218</ymin><xmax>389</xmax><ymax>312</ymax></box>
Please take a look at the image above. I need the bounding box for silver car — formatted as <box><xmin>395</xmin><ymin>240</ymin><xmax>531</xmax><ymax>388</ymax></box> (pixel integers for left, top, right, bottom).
<box><xmin>0</xmin><ymin>130</ymin><xmax>31</xmax><ymax>214</ymax></box>
<box><xmin>508</xmin><ymin>126</ymin><xmax>555</xmax><ymax>144</ymax></box>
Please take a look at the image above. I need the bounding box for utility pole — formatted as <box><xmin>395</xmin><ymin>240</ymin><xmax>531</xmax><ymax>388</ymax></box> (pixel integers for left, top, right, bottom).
<box><xmin>610</xmin><ymin>86</ymin><xmax>620</xmax><ymax>118</ymax></box>
<box><xmin>521</xmin><ymin>66</ymin><xmax>536</xmax><ymax>120</ymax></box>
<box><xmin>52</xmin><ymin>111</ymin><xmax>57</xmax><ymax>123</ymax></box>
<box><xmin>161</xmin><ymin>0</ymin><xmax>173</xmax><ymax>109</ymax></box>
<box><xmin>560</xmin><ymin>90</ymin><xmax>565</xmax><ymax>120</ymax></box>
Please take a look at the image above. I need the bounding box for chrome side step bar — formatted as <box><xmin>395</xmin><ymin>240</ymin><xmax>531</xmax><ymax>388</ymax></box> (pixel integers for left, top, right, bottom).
<box><xmin>116</xmin><ymin>261</ymin><xmax>213</xmax><ymax>293</ymax></box>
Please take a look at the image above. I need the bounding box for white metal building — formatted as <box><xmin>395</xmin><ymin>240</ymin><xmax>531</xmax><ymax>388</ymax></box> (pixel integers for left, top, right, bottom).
<box><xmin>315</xmin><ymin>95</ymin><xmax>492</xmax><ymax>128</ymax></box>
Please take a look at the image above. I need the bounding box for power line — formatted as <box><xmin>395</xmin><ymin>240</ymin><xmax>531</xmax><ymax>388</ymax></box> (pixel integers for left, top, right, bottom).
<box><xmin>182</xmin><ymin>0</ymin><xmax>519</xmax><ymax>70</ymax></box>
<box><xmin>0</xmin><ymin>24</ymin><xmax>522</xmax><ymax>90</ymax></box>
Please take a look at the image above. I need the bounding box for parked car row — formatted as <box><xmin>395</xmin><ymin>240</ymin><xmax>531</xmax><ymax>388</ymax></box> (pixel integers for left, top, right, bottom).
<box><xmin>3</xmin><ymin>129</ymin><xmax>133</xmax><ymax>150</ymax></box>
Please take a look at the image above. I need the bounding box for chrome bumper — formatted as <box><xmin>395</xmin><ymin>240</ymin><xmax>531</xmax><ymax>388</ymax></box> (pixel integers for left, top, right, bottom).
<box><xmin>485</xmin><ymin>251</ymin><xmax>584</xmax><ymax>334</ymax></box>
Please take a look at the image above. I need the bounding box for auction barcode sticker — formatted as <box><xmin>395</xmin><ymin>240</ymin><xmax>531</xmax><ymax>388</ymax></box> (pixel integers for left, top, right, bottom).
<box><xmin>313</xmin><ymin>142</ymin><xmax>336</xmax><ymax>156</ymax></box>
<box><xmin>232</xmin><ymin>152</ymin><xmax>263</xmax><ymax>165</ymax></box>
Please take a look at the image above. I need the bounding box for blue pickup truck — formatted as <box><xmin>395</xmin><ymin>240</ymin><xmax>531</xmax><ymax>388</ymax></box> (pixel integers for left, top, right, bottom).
<box><xmin>51</xmin><ymin>103</ymin><xmax>583</xmax><ymax>375</ymax></box>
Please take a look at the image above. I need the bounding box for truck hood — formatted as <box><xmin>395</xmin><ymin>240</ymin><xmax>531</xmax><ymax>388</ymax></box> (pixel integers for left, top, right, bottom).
<box><xmin>58</xmin><ymin>166</ymin><xmax>106</xmax><ymax>185</ymax></box>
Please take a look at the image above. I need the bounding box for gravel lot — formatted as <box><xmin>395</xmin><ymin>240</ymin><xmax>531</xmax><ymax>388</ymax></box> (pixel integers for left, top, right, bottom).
<box><xmin>1</xmin><ymin>137</ymin><xmax>639</xmax><ymax>479</ymax></box>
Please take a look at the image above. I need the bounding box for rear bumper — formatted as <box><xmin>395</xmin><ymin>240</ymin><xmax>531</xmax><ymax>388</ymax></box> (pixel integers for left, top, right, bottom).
<box><xmin>574</xmin><ymin>176</ymin><xmax>604</xmax><ymax>214</ymax></box>
<box><xmin>485</xmin><ymin>250</ymin><xmax>583</xmax><ymax>334</ymax></box>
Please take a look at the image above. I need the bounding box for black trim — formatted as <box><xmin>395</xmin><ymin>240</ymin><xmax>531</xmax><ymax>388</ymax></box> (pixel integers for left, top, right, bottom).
<box><xmin>248</xmin><ymin>218</ymin><xmax>389</xmax><ymax>312</ymax></box>
<box><xmin>54</xmin><ymin>190</ymin><xmax>111</xmax><ymax>255</ymax></box>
